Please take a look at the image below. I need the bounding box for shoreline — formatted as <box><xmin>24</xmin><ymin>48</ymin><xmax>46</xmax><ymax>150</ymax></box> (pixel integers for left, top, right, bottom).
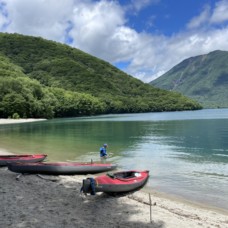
<box><xmin>1</xmin><ymin>152</ymin><xmax>228</xmax><ymax>227</ymax></box>
<box><xmin>142</xmin><ymin>186</ymin><xmax>228</xmax><ymax>216</ymax></box>
<box><xmin>1</xmin><ymin>168</ymin><xmax>227</xmax><ymax>228</ymax></box>
<box><xmin>1</xmin><ymin>150</ymin><xmax>228</xmax><ymax>215</ymax></box>
<box><xmin>0</xmin><ymin>118</ymin><xmax>47</xmax><ymax>125</ymax></box>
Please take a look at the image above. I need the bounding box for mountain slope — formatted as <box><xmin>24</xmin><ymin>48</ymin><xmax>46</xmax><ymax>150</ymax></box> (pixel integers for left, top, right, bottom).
<box><xmin>150</xmin><ymin>50</ymin><xmax>228</xmax><ymax>108</ymax></box>
<box><xmin>0</xmin><ymin>33</ymin><xmax>201</xmax><ymax>118</ymax></box>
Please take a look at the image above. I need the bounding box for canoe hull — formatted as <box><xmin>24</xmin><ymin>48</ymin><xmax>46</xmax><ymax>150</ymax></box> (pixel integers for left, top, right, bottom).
<box><xmin>82</xmin><ymin>170</ymin><xmax>149</xmax><ymax>194</ymax></box>
<box><xmin>98</xmin><ymin>178</ymin><xmax>148</xmax><ymax>193</ymax></box>
<box><xmin>8</xmin><ymin>162</ymin><xmax>117</xmax><ymax>175</ymax></box>
<box><xmin>0</xmin><ymin>154</ymin><xmax>47</xmax><ymax>166</ymax></box>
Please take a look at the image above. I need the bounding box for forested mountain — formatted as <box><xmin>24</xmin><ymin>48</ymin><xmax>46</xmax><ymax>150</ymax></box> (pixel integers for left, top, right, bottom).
<box><xmin>150</xmin><ymin>50</ymin><xmax>228</xmax><ymax>108</ymax></box>
<box><xmin>0</xmin><ymin>33</ymin><xmax>201</xmax><ymax>118</ymax></box>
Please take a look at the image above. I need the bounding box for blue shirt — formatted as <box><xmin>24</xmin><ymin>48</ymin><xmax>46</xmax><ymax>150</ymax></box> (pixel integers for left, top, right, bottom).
<box><xmin>100</xmin><ymin>147</ymin><xmax>107</xmax><ymax>157</ymax></box>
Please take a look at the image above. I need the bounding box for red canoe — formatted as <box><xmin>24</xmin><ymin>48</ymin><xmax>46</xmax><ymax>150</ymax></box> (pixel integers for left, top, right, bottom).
<box><xmin>81</xmin><ymin>170</ymin><xmax>149</xmax><ymax>195</ymax></box>
<box><xmin>8</xmin><ymin>161</ymin><xmax>117</xmax><ymax>175</ymax></box>
<box><xmin>0</xmin><ymin>154</ymin><xmax>47</xmax><ymax>166</ymax></box>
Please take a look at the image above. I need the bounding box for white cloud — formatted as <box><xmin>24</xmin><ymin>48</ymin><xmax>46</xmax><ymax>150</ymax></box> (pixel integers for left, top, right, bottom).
<box><xmin>210</xmin><ymin>0</ymin><xmax>228</xmax><ymax>24</ymax></box>
<box><xmin>0</xmin><ymin>0</ymin><xmax>228</xmax><ymax>83</ymax></box>
<box><xmin>69</xmin><ymin>0</ymin><xmax>129</xmax><ymax>61</ymax></box>
<box><xmin>0</xmin><ymin>12</ymin><xmax>8</xmax><ymax>30</ymax></box>
<box><xmin>128</xmin><ymin>0</ymin><xmax>159</xmax><ymax>12</ymax></box>
<box><xmin>0</xmin><ymin>1</ymin><xmax>9</xmax><ymax>30</ymax></box>
<box><xmin>1</xmin><ymin>0</ymin><xmax>74</xmax><ymax>42</ymax></box>
<box><xmin>187</xmin><ymin>0</ymin><xmax>228</xmax><ymax>28</ymax></box>
<box><xmin>187</xmin><ymin>5</ymin><xmax>211</xmax><ymax>29</ymax></box>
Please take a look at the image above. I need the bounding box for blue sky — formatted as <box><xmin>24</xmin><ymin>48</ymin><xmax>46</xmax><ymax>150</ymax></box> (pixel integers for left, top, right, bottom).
<box><xmin>121</xmin><ymin>0</ymin><xmax>202</xmax><ymax>34</ymax></box>
<box><xmin>0</xmin><ymin>0</ymin><xmax>228</xmax><ymax>82</ymax></box>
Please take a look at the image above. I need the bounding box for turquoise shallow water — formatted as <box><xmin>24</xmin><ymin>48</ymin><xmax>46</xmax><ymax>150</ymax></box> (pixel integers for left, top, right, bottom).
<box><xmin>0</xmin><ymin>109</ymin><xmax>228</xmax><ymax>209</ymax></box>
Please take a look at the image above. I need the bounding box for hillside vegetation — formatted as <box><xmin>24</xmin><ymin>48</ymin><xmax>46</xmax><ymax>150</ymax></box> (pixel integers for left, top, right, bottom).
<box><xmin>150</xmin><ymin>50</ymin><xmax>228</xmax><ymax>108</ymax></box>
<box><xmin>0</xmin><ymin>33</ymin><xmax>201</xmax><ymax>118</ymax></box>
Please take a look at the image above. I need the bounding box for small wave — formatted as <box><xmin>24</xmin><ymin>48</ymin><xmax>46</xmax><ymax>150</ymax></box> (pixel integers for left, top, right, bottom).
<box><xmin>169</xmin><ymin>152</ymin><xmax>191</xmax><ymax>156</ymax></box>
<box><xmin>213</xmin><ymin>153</ymin><xmax>228</xmax><ymax>157</ymax></box>
<box><xmin>194</xmin><ymin>171</ymin><xmax>228</xmax><ymax>178</ymax></box>
<box><xmin>212</xmin><ymin>148</ymin><xmax>228</xmax><ymax>152</ymax></box>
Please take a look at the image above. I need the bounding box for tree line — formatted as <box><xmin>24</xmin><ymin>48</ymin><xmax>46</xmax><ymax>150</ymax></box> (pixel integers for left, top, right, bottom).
<box><xmin>0</xmin><ymin>33</ymin><xmax>202</xmax><ymax>119</ymax></box>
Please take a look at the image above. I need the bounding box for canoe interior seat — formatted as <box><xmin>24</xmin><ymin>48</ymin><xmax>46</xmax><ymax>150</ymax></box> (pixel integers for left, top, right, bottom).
<box><xmin>107</xmin><ymin>171</ymin><xmax>141</xmax><ymax>179</ymax></box>
<box><xmin>107</xmin><ymin>173</ymin><xmax>115</xmax><ymax>178</ymax></box>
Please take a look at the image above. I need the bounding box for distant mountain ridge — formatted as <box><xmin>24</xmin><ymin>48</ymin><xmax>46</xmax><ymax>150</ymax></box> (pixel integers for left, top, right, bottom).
<box><xmin>150</xmin><ymin>50</ymin><xmax>228</xmax><ymax>108</ymax></box>
<box><xmin>0</xmin><ymin>33</ymin><xmax>201</xmax><ymax>118</ymax></box>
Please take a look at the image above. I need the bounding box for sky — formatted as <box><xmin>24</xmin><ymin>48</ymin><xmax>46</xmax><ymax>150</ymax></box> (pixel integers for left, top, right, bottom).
<box><xmin>0</xmin><ymin>0</ymin><xmax>228</xmax><ymax>82</ymax></box>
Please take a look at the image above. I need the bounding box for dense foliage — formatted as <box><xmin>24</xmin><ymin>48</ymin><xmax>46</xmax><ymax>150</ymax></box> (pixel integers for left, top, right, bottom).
<box><xmin>150</xmin><ymin>50</ymin><xmax>228</xmax><ymax>108</ymax></box>
<box><xmin>0</xmin><ymin>33</ymin><xmax>201</xmax><ymax>118</ymax></box>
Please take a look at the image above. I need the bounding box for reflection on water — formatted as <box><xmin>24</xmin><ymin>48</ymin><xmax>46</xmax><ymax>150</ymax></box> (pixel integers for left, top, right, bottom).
<box><xmin>0</xmin><ymin>109</ymin><xmax>228</xmax><ymax>209</ymax></box>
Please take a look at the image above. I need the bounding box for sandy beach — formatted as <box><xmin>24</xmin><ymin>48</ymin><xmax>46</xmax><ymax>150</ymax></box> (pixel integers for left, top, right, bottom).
<box><xmin>0</xmin><ymin>161</ymin><xmax>228</xmax><ymax>228</ymax></box>
<box><xmin>0</xmin><ymin>118</ymin><xmax>46</xmax><ymax>125</ymax></box>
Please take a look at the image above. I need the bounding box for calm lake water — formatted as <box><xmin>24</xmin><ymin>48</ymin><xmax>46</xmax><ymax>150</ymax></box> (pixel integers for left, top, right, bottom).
<box><xmin>1</xmin><ymin>109</ymin><xmax>228</xmax><ymax>210</ymax></box>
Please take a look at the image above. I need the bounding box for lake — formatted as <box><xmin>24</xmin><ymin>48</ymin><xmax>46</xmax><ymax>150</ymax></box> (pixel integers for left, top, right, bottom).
<box><xmin>0</xmin><ymin>109</ymin><xmax>228</xmax><ymax>210</ymax></box>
